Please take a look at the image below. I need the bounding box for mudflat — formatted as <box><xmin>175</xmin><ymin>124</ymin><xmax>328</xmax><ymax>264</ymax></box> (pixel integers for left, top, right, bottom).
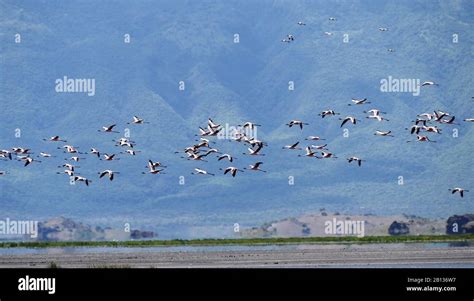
<box><xmin>1</xmin><ymin>244</ymin><xmax>473</xmax><ymax>268</ymax></box>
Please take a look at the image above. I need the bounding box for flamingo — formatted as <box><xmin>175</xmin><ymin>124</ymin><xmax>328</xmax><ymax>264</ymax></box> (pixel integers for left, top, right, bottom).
<box><xmin>438</xmin><ymin>116</ymin><xmax>457</xmax><ymax>125</ymax></box>
<box><xmin>423</xmin><ymin>126</ymin><xmax>441</xmax><ymax>134</ymax></box>
<box><xmin>232</xmin><ymin>133</ymin><xmax>249</xmax><ymax>142</ymax></box>
<box><xmin>365</xmin><ymin>109</ymin><xmax>388</xmax><ymax>121</ymax></box>
<box><xmin>239</xmin><ymin>122</ymin><xmax>261</xmax><ymax>130</ymax></box>
<box><xmin>194</xmin><ymin>140</ymin><xmax>210</xmax><ymax>149</ymax></box>
<box><xmin>87</xmin><ymin>148</ymin><xmax>101</xmax><ymax>158</ymax></box>
<box><xmin>43</xmin><ymin>136</ymin><xmax>67</xmax><ymax>142</ymax></box>
<box><xmin>142</xmin><ymin>167</ymin><xmax>166</xmax><ymax>175</ymax></box>
<box><xmin>298</xmin><ymin>147</ymin><xmax>317</xmax><ymax>158</ymax></box>
<box><xmin>421</xmin><ymin>81</ymin><xmax>438</xmax><ymax>87</ymax></box>
<box><xmin>127</xmin><ymin>116</ymin><xmax>149</xmax><ymax>125</ymax></box>
<box><xmin>417</xmin><ymin>113</ymin><xmax>434</xmax><ymax>120</ymax></box>
<box><xmin>102</xmin><ymin>154</ymin><xmax>120</xmax><ymax>161</ymax></box>
<box><xmin>208</xmin><ymin>118</ymin><xmax>221</xmax><ymax>130</ymax></box>
<box><xmin>38</xmin><ymin>152</ymin><xmax>55</xmax><ymax>158</ymax></box>
<box><xmin>98</xmin><ymin>124</ymin><xmax>119</xmax><ymax>133</ymax></box>
<box><xmin>449</xmin><ymin>188</ymin><xmax>469</xmax><ymax>198</ymax></box>
<box><xmin>179</xmin><ymin>145</ymin><xmax>200</xmax><ymax>154</ymax></box>
<box><xmin>56</xmin><ymin>169</ymin><xmax>75</xmax><ymax>176</ymax></box>
<box><xmin>184</xmin><ymin>153</ymin><xmax>209</xmax><ymax>162</ymax></box>
<box><xmin>374</xmin><ymin>130</ymin><xmax>394</xmax><ymax>137</ymax></box>
<box><xmin>206</xmin><ymin>125</ymin><xmax>222</xmax><ymax>136</ymax></box>
<box><xmin>121</xmin><ymin>150</ymin><xmax>141</xmax><ymax>156</ymax></box>
<box><xmin>305</xmin><ymin>136</ymin><xmax>325</xmax><ymax>141</ymax></box>
<box><xmin>191</xmin><ymin>168</ymin><xmax>215</xmax><ymax>176</ymax></box>
<box><xmin>66</xmin><ymin>156</ymin><xmax>85</xmax><ymax>162</ymax></box>
<box><xmin>248</xmin><ymin>138</ymin><xmax>267</xmax><ymax>148</ymax></box>
<box><xmin>286</xmin><ymin>120</ymin><xmax>309</xmax><ymax>129</ymax></box>
<box><xmin>59</xmin><ymin>163</ymin><xmax>77</xmax><ymax>171</ymax></box>
<box><xmin>317</xmin><ymin>151</ymin><xmax>337</xmax><ymax>159</ymax></box>
<box><xmin>347</xmin><ymin>156</ymin><xmax>365</xmax><ymax>166</ymax></box>
<box><xmin>218</xmin><ymin>154</ymin><xmax>235</xmax><ymax>162</ymax></box>
<box><xmin>311</xmin><ymin>144</ymin><xmax>328</xmax><ymax>150</ymax></box>
<box><xmin>407</xmin><ymin>135</ymin><xmax>436</xmax><ymax>143</ymax></box>
<box><xmin>220</xmin><ymin>166</ymin><xmax>244</xmax><ymax>177</ymax></box>
<box><xmin>433</xmin><ymin>111</ymin><xmax>449</xmax><ymax>121</ymax></box>
<box><xmin>243</xmin><ymin>144</ymin><xmax>265</xmax><ymax>156</ymax></box>
<box><xmin>116</xmin><ymin>138</ymin><xmax>134</xmax><ymax>148</ymax></box>
<box><xmin>282</xmin><ymin>142</ymin><xmax>302</xmax><ymax>150</ymax></box>
<box><xmin>59</xmin><ymin>145</ymin><xmax>80</xmax><ymax>154</ymax></box>
<box><xmin>340</xmin><ymin>116</ymin><xmax>359</xmax><ymax>127</ymax></box>
<box><xmin>412</xmin><ymin>119</ymin><xmax>428</xmax><ymax>126</ymax></box>
<box><xmin>98</xmin><ymin>170</ymin><xmax>120</xmax><ymax>181</ymax></box>
<box><xmin>0</xmin><ymin>150</ymin><xmax>12</xmax><ymax>160</ymax></box>
<box><xmin>146</xmin><ymin>160</ymin><xmax>167</xmax><ymax>169</ymax></box>
<box><xmin>194</xmin><ymin>137</ymin><xmax>215</xmax><ymax>145</ymax></box>
<box><xmin>364</xmin><ymin>109</ymin><xmax>386</xmax><ymax>115</ymax></box>
<box><xmin>12</xmin><ymin>147</ymin><xmax>32</xmax><ymax>154</ymax></box>
<box><xmin>19</xmin><ymin>157</ymin><xmax>41</xmax><ymax>167</ymax></box>
<box><xmin>73</xmin><ymin>176</ymin><xmax>91</xmax><ymax>186</ymax></box>
<box><xmin>367</xmin><ymin>114</ymin><xmax>389</xmax><ymax>122</ymax></box>
<box><xmin>197</xmin><ymin>127</ymin><xmax>211</xmax><ymax>136</ymax></box>
<box><xmin>203</xmin><ymin>149</ymin><xmax>221</xmax><ymax>156</ymax></box>
<box><xmin>319</xmin><ymin>110</ymin><xmax>340</xmax><ymax>118</ymax></box>
<box><xmin>180</xmin><ymin>149</ymin><xmax>197</xmax><ymax>158</ymax></box>
<box><xmin>193</xmin><ymin>138</ymin><xmax>215</xmax><ymax>147</ymax></box>
<box><xmin>244</xmin><ymin>162</ymin><xmax>266</xmax><ymax>173</ymax></box>
<box><xmin>348</xmin><ymin>98</ymin><xmax>370</xmax><ymax>106</ymax></box>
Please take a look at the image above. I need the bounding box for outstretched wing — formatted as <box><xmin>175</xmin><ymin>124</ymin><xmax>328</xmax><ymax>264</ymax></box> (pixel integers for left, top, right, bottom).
<box><xmin>341</xmin><ymin>118</ymin><xmax>349</xmax><ymax>127</ymax></box>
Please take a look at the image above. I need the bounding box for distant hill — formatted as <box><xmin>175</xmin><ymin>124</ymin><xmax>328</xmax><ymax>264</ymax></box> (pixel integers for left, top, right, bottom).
<box><xmin>37</xmin><ymin>216</ymin><xmax>153</xmax><ymax>241</ymax></box>
<box><xmin>241</xmin><ymin>211</ymin><xmax>448</xmax><ymax>237</ymax></box>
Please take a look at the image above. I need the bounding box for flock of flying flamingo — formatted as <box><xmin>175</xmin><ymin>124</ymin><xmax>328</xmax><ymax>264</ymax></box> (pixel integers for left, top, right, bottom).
<box><xmin>2</xmin><ymin>97</ymin><xmax>471</xmax><ymax>198</ymax></box>
<box><xmin>0</xmin><ymin>18</ymin><xmax>472</xmax><ymax>200</ymax></box>
<box><xmin>279</xmin><ymin>98</ymin><xmax>471</xmax><ymax>199</ymax></box>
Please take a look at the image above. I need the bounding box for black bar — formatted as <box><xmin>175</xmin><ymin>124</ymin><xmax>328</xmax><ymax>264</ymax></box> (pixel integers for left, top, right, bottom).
<box><xmin>0</xmin><ymin>268</ymin><xmax>472</xmax><ymax>298</ymax></box>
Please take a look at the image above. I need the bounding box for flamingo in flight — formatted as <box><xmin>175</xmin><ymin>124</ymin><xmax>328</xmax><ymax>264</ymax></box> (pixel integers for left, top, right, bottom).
<box><xmin>348</xmin><ymin>98</ymin><xmax>370</xmax><ymax>106</ymax></box>
<box><xmin>449</xmin><ymin>188</ymin><xmax>469</xmax><ymax>198</ymax></box>
<box><xmin>127</xmin><ymin>116</ymin><xmax>149</xmax><ymax>125</ymax></box>
<box><xmin>244</xmin><ymin>162</ymin><xmax>266</xmax><ymax>173</ymax></box>
<box><xmin>43</xmin><ymin>136</ymin><xmax>67</xmax><ymax>142</ymax></box>
<box><xmin>191</xmin><ymin>168</ymin><xmax>215</xmax><ymax>176</ymax></box>
<box><xmin>286</xmin><ymin>120</ymin><xmax>309</xmax><ymax>129</ymax></box>
<box><xmin>98</xmin><ymin>170</ymin><xmax>120</xmax><ymax>181</ymax></box>
<box><xmin>347</xmin><ymin>156</ymin><xmax>365</xmax><ymax>166</ymax></box>
<box><xmin>98</xmin><ymin>124</ymin><xmax>119</xmax><ymax>133</ymax></box>
<box><xmin>282</xmin><ymin>142</ymin><xmax>302</xmax><ymax>150</ymax></box>
<box><xmin>220</xmin><ymin>166</ymin><xmax>244</xmax><ymax>177</ymax></box>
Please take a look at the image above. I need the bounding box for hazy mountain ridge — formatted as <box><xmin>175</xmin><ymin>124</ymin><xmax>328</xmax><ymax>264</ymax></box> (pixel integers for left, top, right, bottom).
<box><xmin>0</xmin><ymin>0</ymin><xmax>473</xmax><ymax>239</ymax></box>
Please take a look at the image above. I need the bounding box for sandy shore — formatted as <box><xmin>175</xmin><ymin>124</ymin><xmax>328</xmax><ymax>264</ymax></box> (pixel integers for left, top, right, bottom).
<box><xmin>1</xmin><ymin>244</ymin><xmax>473</xmax><ymax>268</ymax></box>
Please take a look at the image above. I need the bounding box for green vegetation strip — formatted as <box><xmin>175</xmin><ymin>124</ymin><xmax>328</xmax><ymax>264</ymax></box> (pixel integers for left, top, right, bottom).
<box><xmin>1</xmin><ymin>235</ymin><xmax>473</xmax><ymax>248</ymax></box>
